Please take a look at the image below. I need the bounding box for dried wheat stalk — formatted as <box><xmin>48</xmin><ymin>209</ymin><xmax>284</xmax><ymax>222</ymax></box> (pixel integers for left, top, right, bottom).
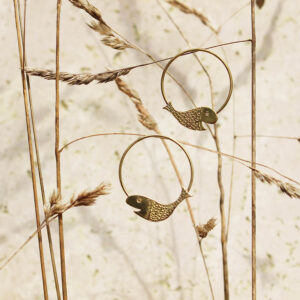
<box><xmin>165</xmin><ymin>0</ymin><xmax>218</xmax><ymax>33</ymax></box>
<box><xmin>115</xmin><ymin>78</ymin><xmax>158</xmax><ymax>131</ymax></box>
<box><xmin>45</xmin><ymin>182</ymin><xmax>111</xmax><ymax>218</ymax></box>
<box><xmin>25</xmin><ymin>67</ymin><xmax>131</xmax><ymax>85</ymax></box>
<box><xmin>253</xmin><ymin>170</ymin><xmax>300</xmax><ymax>199</ymax></box>
<box><xmin>1</xmin><ymin>183</ymin><xmax>111</xmax><ymax>271</ymax></box>
<box><xmin>69</xmin><ymin>0</ymin><xmax>132</xmax><ymax>50</ymax></box>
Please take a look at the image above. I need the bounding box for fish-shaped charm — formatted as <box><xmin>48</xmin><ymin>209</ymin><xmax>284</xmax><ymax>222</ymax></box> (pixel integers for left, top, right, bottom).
<box><xmin>163</xmin><ymin>102</ymin><xmax>218</xmax><ymax>131</ymax></box>
<box><xmin>126</xmin><ymin>188</ymin><xmax>191</xmax><ymax>222</ymax></box>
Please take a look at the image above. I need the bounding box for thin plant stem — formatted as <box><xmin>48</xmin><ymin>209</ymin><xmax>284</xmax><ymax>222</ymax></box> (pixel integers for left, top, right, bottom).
<box><xmin>209</xmin><ymin>124</ymin><xmax>229</xmax><ymax>300</ymax></box>
<box><xmin>17</xmin><ymin>0</ymin><xmax>62</xmax><ymax>298</ymax></box>
<box><xmin>55</xmin><ymin>0</ymin><xmax>68</xmax><ymax>299</ymax></box>
<box><xmin>226</xmin><ymin>136</ymin><xmax>236</xmax><ymax>242</ymax></box>
<box><xmin>58</xmin><ymin>132</ymin><xmax>299</xmax><ymax>185</ymax></box>
<box><xmin>156</xmin><ymin>2</ymin><xmax>216</xmax><ymax>298</ymax></box>
<box><xmin>12</xmin><ymin>0</ymin><xmax>49</xmax><ymax>299</ymax></box>
<box><xmin>199</xmin><ymin>241</ymin><xmax>215</xmax><ymax>300</ymax></box>
<box><xmin>251</xmin><ymin>1</ymin><xmax>257</xmax><ymax>299</ymax></box>
<box><xmin>236</xmin><ymin>134</ymin><xmax>300</xmax><ymax>140</ymax></box>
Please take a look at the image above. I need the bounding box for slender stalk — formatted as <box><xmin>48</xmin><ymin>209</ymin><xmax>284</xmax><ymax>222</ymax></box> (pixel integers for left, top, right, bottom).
<box><xmin>236</xmin><ymin>134</ymin><xmax>299</xmax><ymax>140</ymax></box>
<box><xmin>17</xmin><ymin>1</ymin><xmax>62</xmax><ymax>298</ymax></box>
<box><xmin>58</xmin><ymin>132</ymin><xmax>299</xmax><ymax>185</ymax></box>
<box><xmin>156</xmin><ymin>2</ymin><xmax>216</xmax><ymax>298</ymax></box>
<box><xmin>55</xmin><ymin>0</ymin><xmax>68</xmax><ymax>299</ymax></box>
<box><xmin>12</xmin><ymin>1</ymin><xmax>48</xmax><ymax>299</ymax></box>
<box><xmin>209</xmin><ymin>125</ymin><xmax>229</xmax><ymax>300</ymax></box>
<box><xmin>199</xmin><ymin>241</ymin><xmax>215</xmax><ymax>300</ymax></box>
<box><xmin>250</xmin><ymin>1</ymin><xmax>257</xmax><ymax>299</ymax></box>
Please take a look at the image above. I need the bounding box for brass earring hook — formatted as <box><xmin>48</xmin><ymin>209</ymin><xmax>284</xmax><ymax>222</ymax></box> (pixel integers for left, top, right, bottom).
<box><xmin>161</xmin><ymin>48</ymin><xmax>233</xmax><ymax>131</ymax></box>
<box><xmin>119</xmin><ymin>134</ymin><xmax>194</xmax><ymax>222</ymax></box>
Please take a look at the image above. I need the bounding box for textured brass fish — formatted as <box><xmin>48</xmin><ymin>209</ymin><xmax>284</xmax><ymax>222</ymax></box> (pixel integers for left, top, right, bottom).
<box><xmin>160</xmin><ymin>48</ymin><xmax>233</xmax><ymax>131</ymax></box>
<box><xmin>126</xmin><ymin>188</ymin><xmax>191</xmax><ymax>222</ymax></box>
<box><xmin>119</xmin><ymin>135</ymin><xmax>194</xmax><ymax>223</ymax></box>
<box><xmin>163</xmin><ymin>102</ymin><xmax>218</xmax><ymax>131</ymax></box>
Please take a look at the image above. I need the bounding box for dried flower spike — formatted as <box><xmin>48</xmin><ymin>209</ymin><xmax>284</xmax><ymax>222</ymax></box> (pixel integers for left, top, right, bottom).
<box><xmin>196</xmin><ymin>218</ymin><xmax>217</xmax><ymax>238</ymax></box>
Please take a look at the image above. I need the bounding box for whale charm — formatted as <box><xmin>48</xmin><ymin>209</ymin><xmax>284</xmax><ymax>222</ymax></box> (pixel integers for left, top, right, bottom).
<box><xmin>163</xmin><ymin>102</ymin><xmax>218</xmax><ymax>131</ymax></box>
<box><xmin>126</xmin><ymin>188</ymin><xmax>191</xmax><ymax>222</ymax></box>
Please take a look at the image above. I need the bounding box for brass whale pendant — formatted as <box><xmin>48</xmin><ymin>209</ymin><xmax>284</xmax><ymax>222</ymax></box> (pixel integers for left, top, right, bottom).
<box><xmin>126</xmin><ymin>188</ymin><xmax>191</xmax><ymax>222</ymax></box>
<box><xmin>163</xmin><ymin>102</ymin><xmax>218</xmax><ymax>131</ymax></box>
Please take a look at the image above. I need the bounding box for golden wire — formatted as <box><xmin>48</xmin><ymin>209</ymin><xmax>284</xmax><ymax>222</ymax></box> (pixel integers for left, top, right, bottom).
<box><xmin>119</xmin><ymin>135</ymin><xmax>194</xmax><ymax>196</ymax></box>
<box><xmin>160</xmin><ymin>48</ymin><xmax>233</xmax><ymax>114</ymax></box>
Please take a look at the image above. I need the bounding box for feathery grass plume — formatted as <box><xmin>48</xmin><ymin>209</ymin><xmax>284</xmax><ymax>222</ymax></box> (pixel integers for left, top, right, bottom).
<box><xmin>254</xmin><ymin>169</ymin><xmax>300</xmax><ymax>199</ymax></box>
<box><xmin>165</xmin><ymin>0</ymin><xmax>218</xmax><ymax>33</ymax></box>
<box><xmin>88</xmin><ymin>21</ymin><xmax>132</xmax><ymax>50</ymax></box>
<box><xmin>70</xmin><ymin>182</ymin><xmax>111</xmax><ymax>207</ymax></box>
<box><xmin>196</xmin><ymin>218</ymin><xmax>217</xmax><ymax>239</ymax></box>
<box><xmin>25</xmin><ymin>67</ymin><xmax>131</xmax><ymax>85</ymax></box>
<box><xmin>68</xmin><ymin>0</ymin><xmax>132</xmax><ymax>50</ymax></box>
<box><xmin>115</xmin><ymin>78</ymin><xmax>158</xmax><ymax>131</ymax></box>
<box><xmin>45</xmin><ymin>183</ymin><xmax>111</xmax><ymax>218</ymax></box>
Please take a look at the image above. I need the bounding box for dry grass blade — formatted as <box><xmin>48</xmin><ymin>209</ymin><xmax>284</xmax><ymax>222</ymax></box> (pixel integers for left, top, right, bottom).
<box><xmin>196</xmin><ymin>218</ymin><xmax>217</xmax><ymax>239</ymax></box>
<box><xmin>165</xmin><ymin>0</ymin><xmax>218</xmax><ymax>33</ymax></box>
<box><xmin>254</xmin><ymin>170</ymin><xmax>300</xmax><ymax>199</ymax></box>
<box><xmin>25</xmin><ymin>67</ymin><xmax>131</xmax><ymax>85</ymax></box>
<box><xmin>115</xmin><ymin>78</ymin><xmax>158</xmax><ymax>131</ymax></box>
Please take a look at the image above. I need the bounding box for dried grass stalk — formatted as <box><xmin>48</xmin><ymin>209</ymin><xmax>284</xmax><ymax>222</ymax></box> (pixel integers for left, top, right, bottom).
<box><xmin>254</xmin><ymin>170</ymin><xmax>300</xmax><ymax>199</ymax></box>
<box><xmin>69</xmin><ymin>0</ymin><xmax>132</xmax><ymax>50</ymax></box>
<box><xmin>70</xmin><ymin>182</ymin><xmax>111</xmax><ymax>207</ymax></box>
<box><xmin>89</xmin><ymin>21</ymin><xmax>132</xmax><ymax>50</ymax></box>
<box><xmin>25</xmin><ymin>67</ymin><xmax>131</xmax><ymax>85</ymax></box>
<box><xmin>165</xmin><ymin>0</ymin><xmax>218</xmax><ymax>33</ymax></box>
<box><xmin>46</xmin><ymin>182</ymin><xmax>111</xmax><ymax>218</ymax></box>
<box><xmin>115</xmin><ymin>78</ymin><xmax>158</xmax><ymax>131</ymax></box>
<box><xmin>69</xmin><ymin>0</ymin><xmax>106</xmax><ymax>23</ymax></box>
<box><xmin>196</xmin><ymin>218</ymin><xmax>217</xmax><ymax>239</ymax></box>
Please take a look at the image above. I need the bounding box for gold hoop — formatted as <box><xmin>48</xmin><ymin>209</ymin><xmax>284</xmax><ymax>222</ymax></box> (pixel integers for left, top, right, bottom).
<box><xmin>118</xmin><ymin>135</ymin><xmax>194</xmax><ymax>196</ymax></box>
<box><xmin>161</xmin><ymin>48</ymin><xmax>233</xmax><ymax>114</ymax></box>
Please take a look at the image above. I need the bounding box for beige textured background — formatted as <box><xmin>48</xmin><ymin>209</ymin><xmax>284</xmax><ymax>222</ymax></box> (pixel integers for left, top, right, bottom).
<box><xmin>0</xmin><ymin>0</ymin><xmax>299</xmax><ymax>299</ymax></box>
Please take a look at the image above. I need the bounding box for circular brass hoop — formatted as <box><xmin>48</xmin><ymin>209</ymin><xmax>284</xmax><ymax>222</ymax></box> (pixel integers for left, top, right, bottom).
<box><xmin>161</xmin><ymin>48</ymin><xmax>233</xmax><ymax>114</ymax></box>
<box><xmin>118</xmin><ymin>135</ymin><xmax>194</xmax><ymax>196</ymax></box>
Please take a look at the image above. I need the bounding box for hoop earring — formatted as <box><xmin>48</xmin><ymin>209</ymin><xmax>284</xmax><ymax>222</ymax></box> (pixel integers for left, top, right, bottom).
<box><xmin>118</xmin><ymin>135</ymin><xmax>194</xmax><ymax>222</ymax></box>
<box><xmin>161</xmin><ymin>48</ymin><xmax>233</xmax><ymax>131</ymax></box>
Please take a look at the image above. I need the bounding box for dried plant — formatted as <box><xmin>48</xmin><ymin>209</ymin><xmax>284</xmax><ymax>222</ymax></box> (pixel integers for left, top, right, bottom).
<box><xmin>196</xmin><ymin>218</ymin><xmax>217</xmax><ymax>239</ymax></box>
<box><xmin>69</xmin><ymin>0</ymin><xmax>132</xmax><ymax>51</ymax></box>
<box><xmin>0</xmin><ymin>183</ymin><xmax>111</xmax><ymax>271</ymax></box>
<box><xmin>254</xmin><ymin>170</ymin><xmax>300</xmax><ymax>199</ymax></box>
<box><xmin>165</xmin><ymin>0</ymin><xmax>218</xmax><ymax>33</ymax></box>
<box><xmin>45</xmin><ymin>182</ymin><xmax>111</xmax><ymax>219</ymax></box>
<box><xmin>115</xmin><ymin>78</ymin><xmax>158</xmax><ymax>131</ymax></box>
<box><xmin>88</xmin><ymin>21</ymin><xmax>132</xmax><ymax>50</ymax></box>
<box><xmin>25</xmin><ymin>67</ymin><xmax>131</xmax><ymax>85</ymax></box>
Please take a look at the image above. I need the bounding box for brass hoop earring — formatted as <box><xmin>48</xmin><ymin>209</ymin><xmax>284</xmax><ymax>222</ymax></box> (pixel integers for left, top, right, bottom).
<box><xmin>161</xmin><ymin>48</ymin><xmax>233</xmax><ymax>131</ymax></box>
<box><xmin>119</xmin><ymin>135</ymin><xmax>194</xmax><ymax>222</ymax></box>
